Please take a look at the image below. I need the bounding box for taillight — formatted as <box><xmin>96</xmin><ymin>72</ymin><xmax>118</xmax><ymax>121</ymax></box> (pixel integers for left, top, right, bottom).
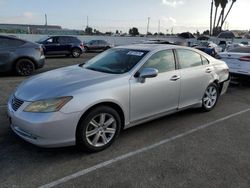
<box><xmin>239</xmin><ymin>56</ymin><xmax>250</xmax><ymax>62</ymax></box>
<box><xmin>80</xmin><ymin>43</ymin><xmax>84</xmax><ymax>48</ymax></box>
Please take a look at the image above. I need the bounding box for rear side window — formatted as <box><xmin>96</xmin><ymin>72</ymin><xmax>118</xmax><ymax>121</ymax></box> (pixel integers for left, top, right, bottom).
<box><xmin>177</xmin><ymin>49</ymin><xmax>202</xmax><ymax>69</ymax></box>
<box><xmin>201</xmin><ymin>56</ymin><xmax>209</xmax><ymax>65</ymax></box>
<box><xmin>0</xmin><ymin>37</ymin><xmax>25</xmax><ymax>48</ymax></box>
<box><xmin>142</xmin><ymin>50</ymin><xmax>176</xmax><ymax>73</ymax></box>
<box><xmin>228</xmin><ymin>47</ymin><xmax>250</xmax><ymax>53</ymax></box>
<box><xmin>69</xmin><ymin>37</ymin><xmax>80</xmax><ymax>43</ymax></box>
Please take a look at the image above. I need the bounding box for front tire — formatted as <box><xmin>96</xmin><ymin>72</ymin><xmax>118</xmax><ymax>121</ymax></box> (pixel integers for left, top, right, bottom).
<box><xmin>71</xmin><ymin>48</ymin><xmax>81</xmax><ymax>58</ymax></box>
<box><xmin>201</xmin><ymin>83</ymin><xmax>219</xmax><ymax>112</ymax></box>
<box><xmin>76</xmin><ymin>106</ymin><xmax>121</xmax><ymax>152</ymax></box>
<box><xmin>15</xmin><ymin>58</ymin><xmax>35</xmax><ymax>76</ymax></box>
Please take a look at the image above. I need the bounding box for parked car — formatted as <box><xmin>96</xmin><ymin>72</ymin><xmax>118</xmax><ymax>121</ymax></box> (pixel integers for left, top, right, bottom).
<box><xmin>0</xmin><ymin>35</ymin><xmax>45</xmax><ymax>76</ymax></box>
<box><xmin>83</xmin><ymin>40</ymin><xmax>113</xmax><ymax>52</ymax></box>
<box><xmin>193</xmin><ymin>41</ymin><xmax>222</xmax><ymax>57</ymax></box>
<box><xmin>217</xmin><ymin>46</ymin><xmax>250</xmax><ymax>76</ymax></box>
<box><xmin>8</xmin><ymin>44</ymin><xmax>230</xmax><ymax>152</ymax></box>
<box><xmin>37</xmin><ymin>36</ymin><xmax>84</xmax><ymax>58</ymax></box>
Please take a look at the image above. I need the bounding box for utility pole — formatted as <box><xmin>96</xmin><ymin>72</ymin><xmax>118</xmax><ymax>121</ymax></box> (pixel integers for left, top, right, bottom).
<box><xmin>158</xmin><ymin>20</ymin><xmax>160</xmax><ymax>34</ymax></box>
<box><xmin>87</xmin><ymin>16</ymin><xmax>89</xmax><ymax>28</ymax></box>
<box><xmin>146</xmin><ymin>17</ymin><xmax>150</xmax><ymax>36</ymax></box>
<box><xmin>45</xmin><ymin>14</ymin><xmax>48</xmax><ymax>33</ymax></box>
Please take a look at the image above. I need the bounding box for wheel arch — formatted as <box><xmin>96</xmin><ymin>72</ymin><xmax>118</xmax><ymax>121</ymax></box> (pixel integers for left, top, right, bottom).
<box><xmin>76</xmin><ymin>101</ymin><xmax>126</xmax><ymax>133</ymax></box>
<box><xmin>12</xmin><ymin>56</ymin><xmax>38</xmax><ymax>70</ymax></box>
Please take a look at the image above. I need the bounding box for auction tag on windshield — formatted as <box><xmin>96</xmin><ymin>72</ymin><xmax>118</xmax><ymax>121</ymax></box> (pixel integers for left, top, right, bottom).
<box><xmin>127</xmin><ymin>51</ymin><xmax>144</xmax><ymax>56</ymax></box>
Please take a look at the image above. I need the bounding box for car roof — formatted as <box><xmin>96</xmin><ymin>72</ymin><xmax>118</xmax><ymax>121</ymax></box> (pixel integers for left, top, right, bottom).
<box><xmin>114</xmin><ymin>44</ymin><xmax>189</xmax><ymax>52</ymax></box>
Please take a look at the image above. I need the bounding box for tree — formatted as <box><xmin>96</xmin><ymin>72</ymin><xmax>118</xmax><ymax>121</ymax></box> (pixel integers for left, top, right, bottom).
<box><xmin>85</xmin><ymin>27</ymin><xmax>93</xmax><ymax>35</ymax></box>
<box><xmin>210</xmin><ymin>0</ymin><xmax>214</xmax><ymax>36</ymax></box>
<box><xmin>213</xmin><ymin>0</ymin><xmax>221</xmax><ymax>35</ymax></box>
<box><xmin>221</xmin><ymin>0</ymin><xmax>236</xmax><ymax>27</ymax></box>
<box><xmin>216</xmin><ymin>0</ymin><xmax>228</xmax><ymax>29</ymax></box>
<box><xmin>129</xmin><ymin>27</ymin><xmax>139</xmax><ymax>36</ymax></box>
<box><xmin>203</xmin><ymin>30</ymin><xmax>210</xmax><ymax>35</ymax></box>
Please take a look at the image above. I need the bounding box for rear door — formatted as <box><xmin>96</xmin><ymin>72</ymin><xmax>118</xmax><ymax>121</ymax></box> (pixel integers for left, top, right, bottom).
<box><xmin>58</xmin><ymin>36</ymin><xmax>72</xmax><ymax>54</ymax></box>
<box><xmin>129</xmin><ymin>50</ymin><xmax>180</xmax><ymax>122</ymax></box>
<box><xmin>0</xmin><ymin>37</ymin><xmax>25</xmax><ymax>70</ymax></box>
<box><xmin>176</xmin><ymin>49</ymin><xmax>213</xmax><ymax>108</ymax></box>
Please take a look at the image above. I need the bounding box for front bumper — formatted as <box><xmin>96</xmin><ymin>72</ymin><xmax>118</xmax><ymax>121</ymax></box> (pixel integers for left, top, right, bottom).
<box><xmin>7</xmin><ymin>97</ymin><xmax>81</xmax><ymax>147</ymax></box>
<box><xmin>37</xmin><ymin>55</ymin><xmax>45</xmax><ymax>69</ymax></box>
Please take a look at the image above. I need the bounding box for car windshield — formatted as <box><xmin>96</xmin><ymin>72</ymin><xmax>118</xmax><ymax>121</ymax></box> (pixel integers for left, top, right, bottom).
<box><xmin>83</xmin><ymin>48</ymin><xmax>148</xmax><ymax>74</ymax></box>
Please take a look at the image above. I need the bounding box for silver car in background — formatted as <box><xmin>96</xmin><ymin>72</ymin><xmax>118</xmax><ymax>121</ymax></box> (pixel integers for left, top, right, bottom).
<box><xmin>7</xmin><ymin>44</ymin><xmax>230</xmax><ymax>152</ymax></box>
<box><xmin>218</xmin><ymin>46</ymin><xmax>250</xmax><ymax>76</ymax></box>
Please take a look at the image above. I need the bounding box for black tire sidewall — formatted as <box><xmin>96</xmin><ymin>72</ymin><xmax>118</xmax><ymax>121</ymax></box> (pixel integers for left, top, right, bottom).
<box><xmin>71</xmin><ymin>48</ymin><xmax>81</xmax><ymax>58</ymax></box>
<box><xmin>202</xmin><ymin>83</ymin><xmax>219</xmax><ymax>112</ymax></box>
<box><xmin>76</xmin><ymin>106</ymin><xmax>121</xmax><ymax>152</ymax></box>
<box><xmin>15</xmin><ymin>59</ymin><xmax>35</xmax><ymax>76</ymax></box>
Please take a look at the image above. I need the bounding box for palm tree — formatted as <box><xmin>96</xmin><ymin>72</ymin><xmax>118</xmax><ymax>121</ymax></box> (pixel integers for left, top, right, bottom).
<box><xmin>213</xmin><ymin>0</ymin><xmax>221</xmax><ymax>35</ymax></box>
<box><xmin>210</xmin><ymin>0</ymin><xmax>214</xmax><ymax>35</ymax></box>
<box><xmin>221</xmin><ymin>0</ymin><xmax>237</xmax><ymax>28</ymax></box>
<box><xmin>216</xmin><ymin>0</ymin><xmax>228</xmax><ymax>31</ymax></box>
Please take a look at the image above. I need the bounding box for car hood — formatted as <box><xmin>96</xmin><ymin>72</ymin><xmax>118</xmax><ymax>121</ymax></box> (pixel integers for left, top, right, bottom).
<box><xmin>15</xmin><ymin>65</ymin><xmax>118</xmax><ymax>101</ymax></box>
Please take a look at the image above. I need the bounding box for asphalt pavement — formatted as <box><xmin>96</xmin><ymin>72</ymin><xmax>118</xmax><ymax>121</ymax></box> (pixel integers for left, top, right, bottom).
<box><xmin>0</xmin><ymin>54</ymin><xmax>249</xmax><ymax>188</ymax></box>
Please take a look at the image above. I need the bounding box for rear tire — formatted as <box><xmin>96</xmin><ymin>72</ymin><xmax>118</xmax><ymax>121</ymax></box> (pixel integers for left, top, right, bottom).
<box><xmin>201</xmin><ymin>83</ymin><xmax>219</xmax><ymax>112</ymax></box>
<box><xmin>15</xmin><ymin>58</ymin><xmax>35</xmax><ymax>76</ymax></box>
<box><xmin>76</xmin><ymin>106</ymin><xmax>121</xmax><ymax>152</ymax></box>
<box><xmin>71</xmin><ymin>48</ymin><xmax>81</xmax><ymax>58</ymax></box>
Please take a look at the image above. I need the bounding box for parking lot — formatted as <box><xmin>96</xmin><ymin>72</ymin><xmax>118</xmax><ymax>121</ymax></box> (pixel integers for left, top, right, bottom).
<box><xmin>0</xmin><ymin>54</ymin><xmax>250</xmax><ymax>188</ymax></box>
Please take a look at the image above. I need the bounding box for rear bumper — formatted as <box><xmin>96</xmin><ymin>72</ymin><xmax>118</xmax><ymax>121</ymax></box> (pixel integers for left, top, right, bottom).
<box><xmin>220</xmin><ymin>77</ymin><xmax>230</xmax><ymax>95</ymax></box>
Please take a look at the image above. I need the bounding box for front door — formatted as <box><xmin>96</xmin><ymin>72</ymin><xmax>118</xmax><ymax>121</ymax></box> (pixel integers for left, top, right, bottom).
<box><xmin>129</xmin><ymin>50</ymin><xmax>180</xmax><ymax>122</ymax></box>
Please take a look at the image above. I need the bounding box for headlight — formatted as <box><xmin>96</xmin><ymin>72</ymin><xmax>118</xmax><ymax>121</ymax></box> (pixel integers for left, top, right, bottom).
<box><xmin>24</xmin><ymin>96</ymin><xmax>73</xmax><ymax>113</ymax></box>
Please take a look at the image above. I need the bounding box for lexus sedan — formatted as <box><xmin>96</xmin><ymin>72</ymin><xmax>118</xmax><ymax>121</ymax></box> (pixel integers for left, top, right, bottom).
<box><xmin>7</xmin><ymin>44</ymin><xmax>230</xmax><ymax>152</ymax></box>
<box><xmin>0</xmin><ymin>35</ymin><xmax>45</xmax><ymax>76</ymax></box>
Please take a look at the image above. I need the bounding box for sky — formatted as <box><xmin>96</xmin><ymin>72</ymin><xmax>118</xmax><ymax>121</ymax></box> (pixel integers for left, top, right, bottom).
<box><xmin>0</xmin><ymin>0</ymin><xmax>249</xmax><ymax>34</ymax></box>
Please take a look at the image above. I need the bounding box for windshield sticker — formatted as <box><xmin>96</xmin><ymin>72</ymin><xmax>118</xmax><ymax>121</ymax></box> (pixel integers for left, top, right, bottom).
<box><xmin>127</xmin><ymin>51</ymin><xmax>144</xmax><ymax>56</ymax></box>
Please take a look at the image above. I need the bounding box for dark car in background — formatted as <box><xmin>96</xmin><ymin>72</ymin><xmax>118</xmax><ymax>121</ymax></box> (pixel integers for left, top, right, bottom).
<box><xmin>37</xmin><ymin>36</ymin><xmax>84</xmax><ymax>58</ymax></box>
<box><xmin>0</xmin><ymin>35</ymin><xmax>45</xmax><ymax>76</ymax></box>
<box><xmin>83</xmin><ymin>40</ymin><xmax>113</xmax><ymax>52</ymax></box>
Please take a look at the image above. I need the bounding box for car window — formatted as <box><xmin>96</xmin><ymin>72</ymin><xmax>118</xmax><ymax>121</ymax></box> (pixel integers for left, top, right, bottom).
<box><xmin>83</xmin><ymin>48</ymin><xmax>148</xmax><ymax>74</ymax></box>
<box><xmin>99</xmin><ymin>40</ymin><xmax>107</xmax><ymax>45</ymax></box>
<box><xmin>70</xmin><ymin>37</ymin><xmax>80</xmax><ymax>43</ymax></box>
<box><xmin>228</xmin><ymin>47</ymin><xmax>250</xmax><ymax>53</ymax></box>
<box><xmin>46</xmin><ymin>37</ymin><xmax>58</xmax><ymax>44</ymax></box>
<box><xmin>177</xmin><ymin>49</ymin><xmax>203</xmax><ymax>68</ymax></box>
<box><xmin>0</xmin><ymin>37</ymin><xmax>25</xmax><ymax>48</ymax></box>
<box><xmin>142</xmin><ymin>50</ymin><xmax>176</xmax><ymax>73</ymax></box>
<box><xmin>58</xmin><ymin>37</ymin><xmax>69</xmax><ymax>44</ymax></box>
<box><xmin>201</xmin><ymin>55</ymin><xmax>209</xmax><ymax>65</ymax></box>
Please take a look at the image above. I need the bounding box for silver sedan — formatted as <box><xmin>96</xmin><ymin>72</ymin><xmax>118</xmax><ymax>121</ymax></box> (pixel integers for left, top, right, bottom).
<box><xmin>7</xmin><ymin>44</ymin><xmax>230</xmax><ymax>152</ymax></box>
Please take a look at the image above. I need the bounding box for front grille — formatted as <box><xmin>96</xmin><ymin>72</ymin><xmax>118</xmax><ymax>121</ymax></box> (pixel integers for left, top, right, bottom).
<box><xmin>11</xmin><ymin>96</ymin><xmax>24</xmax><ymax>111</ymax></box>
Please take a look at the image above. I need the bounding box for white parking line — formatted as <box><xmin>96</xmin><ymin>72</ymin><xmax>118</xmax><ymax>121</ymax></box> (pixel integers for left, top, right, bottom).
<box><xmin>0</xmin><ymin>105</ymin><xmax>6</xmax><ymax>108</ymax></box>
<box><xmin>39</xmin><ymin>108</ymin><xmax>250</xmax><ymax>188</ymax></box>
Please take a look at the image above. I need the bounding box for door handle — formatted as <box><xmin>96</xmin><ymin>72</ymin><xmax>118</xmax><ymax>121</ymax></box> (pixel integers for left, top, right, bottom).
<box><xmin>206</xmin><ymin>68</ymin><xmax>212</xmax><ymax>73</ymax></box>
<box><xmin>170</xmin><ymin>75</ymin><xmax>180</xmax><ymax>81</ymax></box>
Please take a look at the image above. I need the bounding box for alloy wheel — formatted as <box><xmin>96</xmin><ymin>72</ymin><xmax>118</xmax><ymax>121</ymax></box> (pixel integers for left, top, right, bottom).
<box><xmin>85</xmin><ymin>113</ymin><xmax>117</xmax><ymax>147</ymax></box>
<box><xmin>203</xmin><ymin>85</ymin><xmax>218</xmax><ymax>109</ymax></box>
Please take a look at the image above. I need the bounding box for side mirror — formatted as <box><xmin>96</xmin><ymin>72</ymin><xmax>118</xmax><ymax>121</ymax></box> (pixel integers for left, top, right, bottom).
<box><xmin>137</xmin><ymin>68</ymin><xmax>158</xmax><ymax>83</ymax></box>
